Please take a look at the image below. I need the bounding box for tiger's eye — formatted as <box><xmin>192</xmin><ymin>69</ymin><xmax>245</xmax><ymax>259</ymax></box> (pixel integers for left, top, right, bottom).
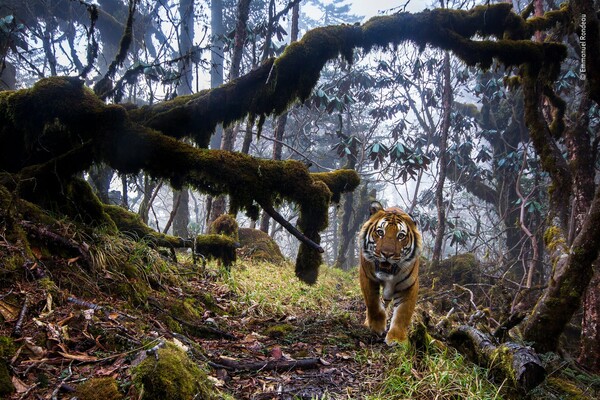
<box><xmin>376</xmin><ymin>229</ymin><xmax>384</xmax><ymax>237</ymax></box>
<box><xmin>397</xmin><ymin>232</ymin><xmax>406</xmax><ymax>240</ymax></box>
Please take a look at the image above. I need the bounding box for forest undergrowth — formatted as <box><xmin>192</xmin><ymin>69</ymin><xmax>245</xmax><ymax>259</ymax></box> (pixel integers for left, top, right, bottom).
<box><xmin>0</xmin><ymin>232</ymin><xmax>598</xmax><ymax>399</ymax></box>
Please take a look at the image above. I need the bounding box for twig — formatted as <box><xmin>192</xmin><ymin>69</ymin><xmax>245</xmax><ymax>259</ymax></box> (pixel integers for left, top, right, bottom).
<box><xmin>214</xmin><ymin>356</ymin><xmax>321</xmax><ymax>372</ymax></box>
<box><xmin>148</xmin><ymin>297</ymin><xmax>237</xmax><ymax>340</ymax></box>
<box><xmin>18</xmin><ymin>382</ymin><xmax>40</xmax><ymax>400</ymax></box>
<box><xmin>259</xmin><ymin>134</ymin><xmax>332</xmax><ymax>171</ymax></box>
<box><xmin>259</xmin><ymin>201</ymin><xmax>324</xmax><ymax>253</ymax></box>
<box><xmin>493</xmin><ymin>312</ymin><xmax>526</xmax><ymax>342</ymax></box>
<box><xmin>67</xmin><ymin>296</ymin><xmax>102</xmax><ymax>311</ymax></box>
<box><xmin>51</xmin><ymin>361</ymin><xmax>73</xmax><ymax>400</ymax></box>
<box><xmin>0</xmin><ymin>289</ymin><xmax>13</xmax><ymax>301</ymax></box>
<box><xmin>12</xmin><ymin>294</ymin><xmax>29</xmax><ymax>337</ymax></box>
<box><xmin>453</xmin><ymin>284</ymin><xmax>477</xmax><ymax>312</ymax></box>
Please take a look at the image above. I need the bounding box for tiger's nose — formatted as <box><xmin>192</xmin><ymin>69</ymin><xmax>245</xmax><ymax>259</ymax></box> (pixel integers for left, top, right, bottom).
<box><xmin>381</xmin><ymin>250</ymin><xmax>394</xmax><ymax>259</ymax></box>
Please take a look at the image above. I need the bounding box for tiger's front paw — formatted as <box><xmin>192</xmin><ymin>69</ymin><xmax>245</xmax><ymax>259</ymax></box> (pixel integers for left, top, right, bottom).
<box><xmin>385</xmin><ymin>327</ymin><xmax>407</xmax><ymax>346</ymax></box>
<box><xmin>365</xmin><ymin>309</ymin><xmax>386</xmax><ymax>335</ymax></box>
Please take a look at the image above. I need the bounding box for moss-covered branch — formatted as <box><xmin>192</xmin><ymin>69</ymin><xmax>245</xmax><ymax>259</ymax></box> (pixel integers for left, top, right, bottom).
<box><xmin>0</xmin><ymin>78</ymin><xmax>359</xmax><ymax>283</ymax></box>
<box><xmin>123</xmin><ymin>3</ymin><xmax>569</xmax><ymax>148</ymax></box>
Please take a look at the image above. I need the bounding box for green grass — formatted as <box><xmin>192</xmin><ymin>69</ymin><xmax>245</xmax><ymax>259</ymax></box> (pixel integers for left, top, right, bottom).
<box><xmin>223</xmin><ymin>261</ymin><xmax>361</xmax><ymax>316</ymax></box>
<box><xmin>365</xmin><ymin>341</ymin><xmax>505</xmax><ymax>400</ymax></box>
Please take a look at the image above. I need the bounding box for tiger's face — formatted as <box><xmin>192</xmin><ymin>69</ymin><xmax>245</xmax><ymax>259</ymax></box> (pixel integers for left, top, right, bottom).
<box><xmin>359</xmin><ymin>201</ymin><xmax>421</xmax><ymax>279</ymax></box>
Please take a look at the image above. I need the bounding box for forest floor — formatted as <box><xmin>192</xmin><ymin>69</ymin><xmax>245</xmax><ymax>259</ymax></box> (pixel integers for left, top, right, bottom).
<box><xmin>1</xmin><ymin>234</ymin><xmax>599</xmax><ymax>399</ymax></box>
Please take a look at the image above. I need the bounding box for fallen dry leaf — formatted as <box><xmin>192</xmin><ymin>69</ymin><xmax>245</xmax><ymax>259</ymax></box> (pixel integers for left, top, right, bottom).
<box><xmin>11</xmin><ymin>376</ymin><xmax>30</xmax><ymax>393</ymax></box>
<box><xmin>23</xmin><ymin>337</ymin><xmax>46</xmax><ymax>359</ymax></box>
<box><xmin>271</xmin><ymin>346</ymin><xmax>283</xmax><ymax>360</ymax></box>
<box><xmin>0</xmin><ymin>300</ymin><xmax>18</xmax><ymax>321</ymax></box>
<box><xmin>67</xmin><ymin>256</ymin><xmax>80</xmax><ymax>265</ymax></box>
<box><xmin>57</xmin><ymin>351</ymin><xmax>98</xmax><ymax>362</ymax></box>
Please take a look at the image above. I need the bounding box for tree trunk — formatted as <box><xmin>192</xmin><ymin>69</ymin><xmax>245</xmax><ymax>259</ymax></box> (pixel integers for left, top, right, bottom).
<box><xmin>171</xmin><ymin>0</ymin><xmax>194</xmax><ymax>238</ymax></box>
<box><xmin>121</xmin><ymin>175</ymin><xmax>128</xmax><ymax>208</ymax></box>
<box><xmin>523</xmin><ymin>186</ymin><xmax>600</xmax><ymax>352</ymax></box>
<box><xmin>209</xmin><ymin>0</ymin><xmax>251</xmax><ymax>226</ymax></box>
<box><xmin>209</xmin><ymin>0</ymin><xmax>224</xmax><ymax>151</ymax></box>
<box><xmin>431</xmin><ymin>51</ymin><xmax>452</xmax><ymax>265</ymax></box>
<box><xmin>334</xmin><ymin>185</ymin><xmax>371</xmax><ymax>270</ymax></box>
<box><xmin>259</xmin><ymin>3</ymin><xmax>299</xmax><ymax>231</ymax></box>
<box><xmin>139</xmin><ymin>175</ymin><xmax>160</xmax><ymax>225</ymax></box>
<box><xmin>88</xmin><ymin>163</ymin><xmax>113</xmax><ymax>204</ymax></box>
<box><xmin>172</xmin><ymin>189</ymin><xmax>190</xmax><ymax>237</ymax></box>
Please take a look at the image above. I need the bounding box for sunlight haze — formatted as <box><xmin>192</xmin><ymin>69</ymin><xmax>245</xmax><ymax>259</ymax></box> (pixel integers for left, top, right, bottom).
<box><xmin>349</xmin><ymin>0</ymin><xmax>431</xmax><ymax>20</ymax></box>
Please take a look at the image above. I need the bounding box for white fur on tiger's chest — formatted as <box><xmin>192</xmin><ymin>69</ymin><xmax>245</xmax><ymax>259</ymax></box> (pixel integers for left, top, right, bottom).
<box><xmin>382</xmin><ymin>279</ymin><xmax>396</xmax><ymax>300</ymax></box>
<box><xmin>376</xmin><ymin>260</ymin><xmax>415</xmax><ymax>299</ymax></box>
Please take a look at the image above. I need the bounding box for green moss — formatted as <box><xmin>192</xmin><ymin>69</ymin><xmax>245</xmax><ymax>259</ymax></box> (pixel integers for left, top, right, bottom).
<box><xmin>197</xmin><ymin>291</ymin><xmax>223</xmax><ymax>315</ymax></box>
<box><xmin>544</xmin><ymin>225</ymin><xmax>565</xmax><ymax>252</ymax></box>
<box><xmin>104</xmin><ymin>204</ymin><xmax>185</xmax><ymax>249</ymax></box>
<box><xmin>238</xmin><ymin>228</ymin><xmax>285</xmax><ymax>263</ymax></box>
<box><xmin>0</xmin><ymin>336</ymin><xmax>15</xmax><ymax>359</ymax></box>
<box><xmin>162</xmin><ymin>315</ymin><xmax>183</xmax><ymax>333</ymax></box>
<box><xmin>75</xmin><ymin>377</ymin><xmax>123</xmax><ymax>400</ymax></box>
<box><xmin>432</xmin><ymin>253</ymin><xmax>479</xmax><ymax>285</ymax></box>
<box><xmin>170</xmin><ymin>298</ymin><xmax>203</xmax><ymax>322</ymax></box>
<box><xmin>113</xmin><ymin>280</ymin><xmax>150</xmax><ymax>308</ymax></box>
<box><xmin>264</xmin><ymin>323</ymin><xmax>295</xmax><ymax>338</ymax></box>
<box><xmin>0</xmin><ymin>337</ymin><xmax>15</xmax><ymax>398</ymax></box>
<box><xmin>209</xmin><ymin>214</ymin><xmax>239</xmax><ymax>240</ymax></box>
<box><xmin>311</xmin><ymin>170</ymin><xmax>360</xmax><ymax>203</ymax></box>
<box><xmin>546</xmin><ymin>377</ymin><xmax>586</xmax><ymax>399</ymax></box>
<box><xmin>295</xmin><ymin>242</ymin><xmax>323</xmax><ymax>284</ymax></box>
<box><xmin>195</xmin><ymin>234</ymin><xmax>238</xmax><ymax>267</ymax></box>
<box><xmin>0</xmin><ymin>359</ymin><xmax>14</xmax><ymax>397</ymax></box>
<box><xmin>132</xmin><ymin>342</ymin><xmax>216</xmax><ymax>400</ymax></box>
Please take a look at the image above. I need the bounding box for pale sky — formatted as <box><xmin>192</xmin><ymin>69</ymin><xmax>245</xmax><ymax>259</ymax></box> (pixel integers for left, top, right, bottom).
<box><xmin>349</xmin><ymin>0</ymin><xmax>432</xmax><ymax>20</ymax></box>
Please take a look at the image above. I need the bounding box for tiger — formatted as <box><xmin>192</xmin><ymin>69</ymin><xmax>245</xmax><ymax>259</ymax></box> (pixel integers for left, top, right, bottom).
<box><xmin>358</xmin><ymin>201</ymin><xmax>422</xmax><ymax>345</ymax></box>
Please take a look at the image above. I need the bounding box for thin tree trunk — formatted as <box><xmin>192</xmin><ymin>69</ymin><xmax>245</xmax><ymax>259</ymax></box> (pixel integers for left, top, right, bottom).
<box><xmin>172</xmin><ymin>188</ymin><xmax>190</xmax><ymax>237</ymax></box>
<box><xmin>431</xmin><ymin>51</ymin><xmax>452</xmax><ymax>266</ymax></box>
<box><xmin>209</xmin><ymin>0</ymin><xmax>252</xmax><ymax>226</ymax></box>
<box><xmin>172</xmin><ymin>0</ymin><xmax>194</xmax><ymax>238</ymax></box>
<box><xmin>139</xmin><ymin>175</ymin><xmax>160</xmax><ymax>224</ymax></box>
<box><xmin>121</xmin><ymin>175</ymin><xmax>128</xmax><ymax>208</ymax></box>
<box><xmin>220</xmin><ymin>0</ymin><xmax>250</xmax><ymax>152</ymax></box>
<box><xmin>204</xmin><ymin>0</ymin><xmax>225</xmax><ymax>231</ymax></box>
<box><xmin>209</xmin><ymin>0</ymin><xmax>224</xmax><ymax>150</ymax></box>
<box><xmin>259</xmin><ymin>3</ymin><xmax>299</xmax><ymax>231</ymax></box>
<box><xmin>88</xmin><ymin>163</ymin><xmax>113</xmax><ymax>204</ymax></box>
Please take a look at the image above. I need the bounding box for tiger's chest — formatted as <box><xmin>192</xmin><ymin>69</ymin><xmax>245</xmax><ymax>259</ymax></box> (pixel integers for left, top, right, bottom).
<box><xmin>372</xmin><ymin>259</ymin><xmax>418</xmax><ymax>300</ymax></box>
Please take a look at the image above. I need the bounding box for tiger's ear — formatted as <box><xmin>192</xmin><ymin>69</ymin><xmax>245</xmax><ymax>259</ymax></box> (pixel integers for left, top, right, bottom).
<box><xmin>409</xmin><ymin>213</ymin><xmax>418</xmax><ymax>226</ymax></box>
<box><xmin>369</xmin><ymin>201</ymin><xmax>384</xmax><ymax>215</ymax></box>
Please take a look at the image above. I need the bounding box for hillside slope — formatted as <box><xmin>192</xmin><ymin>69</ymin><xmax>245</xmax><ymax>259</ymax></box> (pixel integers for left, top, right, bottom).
<box><xmin>0</xmin><ymin>234</ymin><xmax>598</xmax><ymax>399</ymax></box>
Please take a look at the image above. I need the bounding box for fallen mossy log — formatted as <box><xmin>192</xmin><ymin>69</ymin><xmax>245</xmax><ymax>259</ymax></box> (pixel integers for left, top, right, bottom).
<box><xmin>103</xmin><ymin>204</ymin><xmax>190</xmax><ymax>248</ymax></box>
<box><xmin>105</xmin><ymin>204</ymin><xmax>238</xmax><ymax>267</ymax></box>
<box><xmin>447</xmin><ymin>325</ymin><xmax>545</xmax><ymax>393</ymax></box>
